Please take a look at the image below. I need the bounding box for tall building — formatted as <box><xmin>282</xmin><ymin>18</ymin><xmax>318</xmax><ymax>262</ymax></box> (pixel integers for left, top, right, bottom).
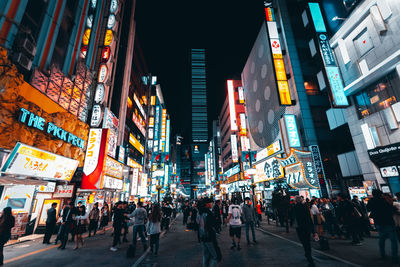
<box><xmin>191</xmin><ymin>48</ymin><xmax>208</xmax><ymax>143</ymax></box>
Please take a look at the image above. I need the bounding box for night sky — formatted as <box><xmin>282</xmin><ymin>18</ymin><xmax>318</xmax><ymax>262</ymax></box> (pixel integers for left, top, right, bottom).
<box><xmin>135</xmin><ymin>0</ymin><xmax>264</xmax><ymax>140</ymax></box>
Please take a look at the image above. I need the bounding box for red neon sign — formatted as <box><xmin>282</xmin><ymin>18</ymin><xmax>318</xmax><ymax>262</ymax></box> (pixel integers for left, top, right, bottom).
<box><xmin>102</xmin><ymin>46</ymin><xmax>111</xmax><ymax>63</ymax></box>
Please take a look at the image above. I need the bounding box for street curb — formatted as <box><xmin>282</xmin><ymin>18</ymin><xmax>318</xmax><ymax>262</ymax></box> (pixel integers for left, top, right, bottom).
<box><xmin>132</xmin><ymin>214</ymin><xmax>179</xmax><ymax>267</ymax></box>
<box><xmin>257</xmin><ymin>227</ymin><xmax>362</xmax><ymax>267</ymax></box>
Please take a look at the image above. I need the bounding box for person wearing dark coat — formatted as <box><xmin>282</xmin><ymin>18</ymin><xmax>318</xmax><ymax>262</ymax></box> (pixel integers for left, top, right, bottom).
<box><xmin>43</xmin><ymin>202</ymin><xmax>57</xmax><ymax>244</ymax></box>
<box><xmin>293</xmin><ymin>196</ymin><xmax>315</xmax><ymax>267</ymax></box>
<box><xmin>58</xmin><ymin>202</ymin><xmax>75</xmax><ymax>250</ymax></box>
<box><xmin>367</xmin><ymin>190</ymin><xmax>398</xmax><ymax>263</ymax></box>
<box><xmin>212</xmin><ymin>200</ymin><xmax>222</xmax><ymax>233</ymax></box>
<box><xmin>0</xmin><ymin>207</ymin><xmax>15</xmax><ymax>265</ymax></box>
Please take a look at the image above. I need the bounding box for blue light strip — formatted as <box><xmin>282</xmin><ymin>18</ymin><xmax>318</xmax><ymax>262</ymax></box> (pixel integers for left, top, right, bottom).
<box><xmin>308</xmin><ymin>2</ymin><xmax>327</xmax><ymax>33</ymax></box>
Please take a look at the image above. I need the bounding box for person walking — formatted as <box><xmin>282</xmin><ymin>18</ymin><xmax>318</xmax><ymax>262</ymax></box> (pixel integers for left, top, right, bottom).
<box><xmin>43</xmin><ymin>202</ymin><xmax>57</xmax><ymax>244</ymax></box>
<box><xmin>212</xmin><ymin>200</ymin><xmax>222</xmax><ymax>233</ymax></box>
<box><xmin>242</xmin><ymin>197</ymin><xmax>257</xmax><ymax>245</ymax></box>
<box><xmin>110</xmin><ymin>202</ymin><xmax>125</xmax><ymax>252</ymax></box>
<box><xmin>198</xmin><ymin>198</ymin><xmax>220</xmax><ymax>267</ymax></box>
<box><xmin>100</xmin><ymin>203</ymin><xmax>110</xmax><ymax>234</ymax></box>
<box><xmin>226</xmin><ymin>198</ymin><xmax>242</xmax><ymax>251</ymax></box>
<box><xmin>0</xmin><ymin>207</ymin><xmax>15</xmax><ymax>265</ymax></box>
<box><xmin>256</xmin><ymin>201</ymin><xmax>262</xmax><ymax>227</ymax></box>
<box><xmin>182</xmin><ymin>201</ymin><xmax>190</xmax><ymax>225</ymax></box>
<box><xmin>161</xmin><ymin>202</ymin><xmax>172</xmax><ymax>231</ymax></box>
<box><xmin>293</xmin><ymin>196</ymin><xmax>315</xmax><ymax>267</ymax></box>
<box><xmin>88</xmin><ymin>203</ymin><xmax>100</xmax><ymax>237</ymax></box>
<box><xmin>58</xmin><ymin>202</ymin><xmax>74</xmax><ymax>250</ymax></box>
<box><xmin>128</xmin><ymin>201</ymin><xmax>148</xmax><ymax>254</ymax></box>
<box><xmin>367</xmin><ymin>190</ymin><xmax>398</xmax><ymax>263</ymax></box>
<box><xmin>147</xmin><ymin>205</ymin><xmax>162</xmax><ymax>256</ymax></box>
<box><xmin>74</xmin><ymin>205</ymin><xmax>88</xmax><ymax>250</ymax></box>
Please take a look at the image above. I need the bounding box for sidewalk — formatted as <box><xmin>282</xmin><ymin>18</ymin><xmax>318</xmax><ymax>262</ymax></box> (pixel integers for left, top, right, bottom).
<box><xmin>258</xmin><ymin>217</ymin><xmax>398</xmax><ymax>267</ymax></box>
<box><xmin>5</xmin><ymin>234</ymin><xmax>43</xmax><ymax>247</ymax></box>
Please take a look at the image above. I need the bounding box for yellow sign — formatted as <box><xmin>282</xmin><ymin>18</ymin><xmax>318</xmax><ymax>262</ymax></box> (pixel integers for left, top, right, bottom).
<box><xmin>151</xmin><ymin>96</ymin><xmax>156</xmax><ymax>106</ymax></box>
<box><xmin>129</xmin><ymin>134</ymin><xmax>144</xmax><ymax>155</ymax></box>
<box><xmin>277</xmin><ymin>81</ymin><xmax>292</xmax><ymax>105</ymax></box>
<box><xmin>274</xmin><ymin>59</ymin><xmax>287</xmax><ymax>81</ymax></box>
<box><xmin>149</xmin><ymin>117</ymin><xmax>154</xmax><ymax>127</ymax></box>
<box><xmin>104</xmin><ymin>30</ymin><xmax>113</xmax><ymax>46</ymax></box>
<box><xmin>83</xmin><ymin>29</ymin><xmax>91</xmax><ymax>45</ymax></box>
<box><xmin>127</xmin><ymin>157</ymin><xmax>142</xmax><ymax>171</ymax></box>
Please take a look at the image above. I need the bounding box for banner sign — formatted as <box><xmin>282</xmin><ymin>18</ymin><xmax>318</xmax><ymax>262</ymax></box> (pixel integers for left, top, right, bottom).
<box><xmin>104</xmin><ymin>156</ymin><xmax>123</xmax><ymax>179</ymax></box>
<box><xmin>127</xmin><ymin>157</ymin><xmax>143</xmax><ymax>171</ymax></box>
<box><xmin>1</xmin><ymin>143</ymin><xmax>78</xmax><ymax>181</ymax></box>
<box><xmin>81</xmin><ymin>129</ymin><xmax>109</xmax><ymax>189</ymax></box>
<box><xmin>129</xmin><ymin>134</ymin><xmax>144</xmax><ymax>155</ymax></box>
<box><xmin>53</xmin><ymin>185</ymin><xmax>74</xmax><ymax>198</ymax></box>
<box><xmin>131</xmin><ymin>168</ymin><xmax>139</xmax><ymax>195</ymax></box>
<box><xmin>256</xmin><ymin>140</ymin><xmax>283</xmax><ymax>162</ymax></box>
<box><xmin>254</xmin><ymin>157</ymin><xmax>284</xmax><ymax>183</ymax></box>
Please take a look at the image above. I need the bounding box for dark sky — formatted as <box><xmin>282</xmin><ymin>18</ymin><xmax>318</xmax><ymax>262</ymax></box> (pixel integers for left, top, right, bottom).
<box><xmin>135</xmin><ymin>0</ymin><xmax>264</xmax><ymax>140</ymax></box>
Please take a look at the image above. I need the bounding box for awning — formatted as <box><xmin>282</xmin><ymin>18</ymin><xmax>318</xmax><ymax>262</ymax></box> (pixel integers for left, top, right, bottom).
<box><xmin>0</xmin><ymin>174</ymin><xmax>48</xmax><ymax>186</ymax></box>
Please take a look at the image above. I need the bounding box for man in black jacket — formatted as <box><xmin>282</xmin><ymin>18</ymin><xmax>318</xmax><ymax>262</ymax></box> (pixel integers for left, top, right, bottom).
<box><xmin>293</xmin><ymin>196</ymin><xmax>315</xmax><ymax>267</ymax></box>
<box><xmin>212</xmin><ymin>200</ymin><xmax>222</xmax><ymax>233</ymax></box>
<box><xmin>43</xmin><ymin>202</ymin><xmax>57</xmax><ymax>244</ymax></box>
<box><xmin>58</xmin><ymin>202</ymin><xmax>74</xmax><ymax>249</ymax></box>
<box><xmin>198</xmin><ymin>197</ymin><xmax>220</xmax><ymax>267</ymax></box>
<box><xmin>367</xmin><ymin>190</ymin><xmax>398</xmax><ymax>263</ymax></box>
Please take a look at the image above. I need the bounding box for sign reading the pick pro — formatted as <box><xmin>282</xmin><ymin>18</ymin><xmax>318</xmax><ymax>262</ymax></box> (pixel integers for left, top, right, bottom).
<box><xmin>18</xmin><ymin>108</ymin><xmax>85</xmax><ymax>149</ymax></box>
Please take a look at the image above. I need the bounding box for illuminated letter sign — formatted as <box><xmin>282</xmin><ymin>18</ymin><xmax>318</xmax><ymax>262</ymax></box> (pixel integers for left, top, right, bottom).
<box><xmin>238</xmin><ymin>87</ymin><xmax>245</xmax><ymax>103</ymax></box>
<box><xmin>239</xmin><ymin>113</ymin><xmax>247</xmax><ymax>136</ymax></box>
<box><xmin>104</xmin><ymin>30</ymin><xmax>113</xmax><ymax>46</ymax></box>
<box><xmin>231</xmin><ymin>135</ymin><xmax>239</xmax><ymax>163</ymax></box>
<box><xmin>284</xmin><ymin>115</ymin><xmax>301</xmax><ymax>148</ymax></box>
<box><xmin>83</xmin><ymin>29</ymin><xmax>91</xmax><ymax>45</ymax></box>
<box><xmin>227</xmin><ymin>80</ymin><xmax>238</xmax><ymax>131</ymax></box>
<box><xmin>308</xmin><ymin>3</ymin><xmax>348</xmax><ymax>107</ymax></box>
<box><xmin>98</xmin><ymin>64</ymin><xmax>108</xmax><ymax>83</ymax></box>
<box><xmin>101</xmin><ymin>46</ymin><xmax>111</xmax><ymax>63</ymax></box>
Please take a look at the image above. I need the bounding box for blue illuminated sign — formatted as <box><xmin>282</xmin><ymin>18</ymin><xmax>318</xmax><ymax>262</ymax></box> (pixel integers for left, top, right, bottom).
<box><xmin>19</xmin><ymin>108</ymin><xmax>85</xmax><ymax>149</ymax></box>
<box><xmin>308</xmin><ymin>2</ymin><xmax>327</xmax><ymax>33</ymax></box>
<box><xmin>326</xmin><ymin>67</ymin><xmax>349</xmax><ymax>106</ymax></box>
<box><xmin>224</xmin><ymin>164</ymin><xmax>240</xmax><ymax>178</ymax></box>
<box><xmin>284</xmin><ymin>115</ymin><xmax>301</xmax><ymax>148</ymax></box>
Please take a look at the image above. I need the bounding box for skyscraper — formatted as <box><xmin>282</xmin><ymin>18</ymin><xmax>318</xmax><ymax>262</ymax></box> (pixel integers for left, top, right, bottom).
<box><xmin>191</xmin><ymin>48</ymin><xmax>209</xmax><ymax>143</ymax></box>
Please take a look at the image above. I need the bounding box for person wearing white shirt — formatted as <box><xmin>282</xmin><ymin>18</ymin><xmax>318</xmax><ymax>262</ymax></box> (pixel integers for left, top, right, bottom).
<box><xmin>226</xmin><ymin>198</ymin><xmax>242</xmax><ymax>251</ymax></box>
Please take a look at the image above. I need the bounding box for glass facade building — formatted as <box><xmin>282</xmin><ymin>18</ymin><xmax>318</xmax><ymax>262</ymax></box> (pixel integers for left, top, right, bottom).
<box><xmin>191</xmin><ymin>48</ymin><xmax>208</xmax><ymax>143</ymax></box>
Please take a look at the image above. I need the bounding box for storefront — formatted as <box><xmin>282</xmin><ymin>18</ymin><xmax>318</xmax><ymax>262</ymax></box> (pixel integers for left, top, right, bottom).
<box><xmin>368</xmin><ymin>142</ymin><xmax>400</xmax><ymax>195</ymax></box>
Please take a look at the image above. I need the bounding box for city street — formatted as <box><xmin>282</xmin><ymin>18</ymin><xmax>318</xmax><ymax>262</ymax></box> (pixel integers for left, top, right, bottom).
<box><xmin>4</xmin><ymin>214</ymin><xmax>395</xmax><ymax>267</ymax></box>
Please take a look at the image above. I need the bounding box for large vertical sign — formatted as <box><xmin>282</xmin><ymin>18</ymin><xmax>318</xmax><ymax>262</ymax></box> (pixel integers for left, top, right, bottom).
<box><xmin>231</xmin><ymin>134</ymin><xmax>239</xmax><ymax>163</ymax></box>
<box><xmin>308</xmin><ymin>2</ymin><xmax>349</xmax><ymax>107</ymax></box>
<box><xmin>264</xmin><ymin>6</ymin><xmax>292</xmax><ymax>105</ymax></box>
<box><xmin>284</xmin><ymin>115</ymin><xmax>301</xmax><ymax>148</ymax></box>
<box><xmin>82</xmin><ymin>129</ymin><xmax>109</xmax><ymax>189</ymax></box>
<box><xmin>154</xmin><ymin>105</ymin><xmax>160</xmax><ymax>152</ymax></box>
<box><xmin>166</xmin><ymin>119</ymin><xmax>170</xmax><ymax>153</ymax></box>
<box><xmin>309</xmin><ymin>145</ymin><xmax>329</xmax><ymax>197</ymax></box>
<box><xmin>227</xmin><ymin>80</ymin><xmax>238</xmax><ymax>131</ymax></box>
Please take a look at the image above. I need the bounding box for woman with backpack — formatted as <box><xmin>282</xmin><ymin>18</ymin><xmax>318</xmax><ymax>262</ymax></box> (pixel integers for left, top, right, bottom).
<box><xmin>147</xmin><ymin>205</ymin><xmax>162</xmax><ymax>255</ymax></box>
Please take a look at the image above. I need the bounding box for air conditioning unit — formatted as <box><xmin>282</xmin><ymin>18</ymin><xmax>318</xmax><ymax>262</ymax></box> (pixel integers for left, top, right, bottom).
<box><xmin>13</xmin><ymin>52</ymin><xmax>32</xmax><ymax>71</ymax></box>
<box><xmin>17</xmin><ymin>37</ymin><xmax>36</xmax><ymax>57</ymax></box>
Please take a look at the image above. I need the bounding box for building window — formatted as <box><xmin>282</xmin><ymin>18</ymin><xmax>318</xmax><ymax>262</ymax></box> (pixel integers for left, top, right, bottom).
<box><xmin>354</xmin><ymin>72</ymin><xmax>400</xmax><ymax>119</ymax></box>
<box><xmin>353</xmin><ymin>29</ymin><xmax>374</xmax><ymax>58</ymax></box>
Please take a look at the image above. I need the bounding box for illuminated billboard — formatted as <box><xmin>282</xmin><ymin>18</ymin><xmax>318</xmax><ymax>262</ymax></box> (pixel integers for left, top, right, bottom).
<box><xmin>227</xmin><ymin>80</ymin><xmax>238</xmax><ymax>131</ymax></box>
<box><xmin>231</xmin><ymin>134</ymin><xmax>238</xmax><ymax>163</ymax></box>
<box><xmin>264</xmin><ymin>7</ymin><xmax>292</xmax><ymax>106</ymax></box>
<box><xmin>284</xmin><ymin>115</ymin><xmax>301</xmax><ymax>148</ymax></box>
<box><xmin>308</xmin><ymin>2</ymin><xmax>349</xmax><ymax>107</ymax></box>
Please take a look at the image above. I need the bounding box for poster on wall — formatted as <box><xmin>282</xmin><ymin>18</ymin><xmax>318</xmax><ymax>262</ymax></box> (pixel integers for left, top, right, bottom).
<box><xmin>38</xmin><ymin>199</ymin><xmax>61</xmax><ymax>226</ymax></box>
<box><xmin>53</xmin><ymin>185</ymin><xmax>74</xmax><ymax>198</ymax></box>
<box><xmin>11</xmin><ymin>213</ymin><xmax>29</xmax><ymax>236</ymax></box>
